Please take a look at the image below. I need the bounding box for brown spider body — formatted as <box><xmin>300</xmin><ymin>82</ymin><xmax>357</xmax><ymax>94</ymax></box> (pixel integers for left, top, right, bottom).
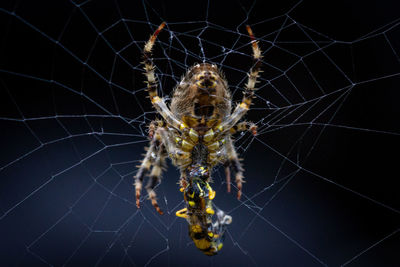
<box><xmin>171</xmin><ymin>63</ymin><xmax>231</xmax><ymax>128</ymax></box>
<box><xmin>135</xmin><ymin>22</ymin><xmax>261</xmax><ymax>255</ymax></box>
<box><xmin>170</xmin><ymin>63</ymin><xmax>232</xmax><ymax>169</ymax></box>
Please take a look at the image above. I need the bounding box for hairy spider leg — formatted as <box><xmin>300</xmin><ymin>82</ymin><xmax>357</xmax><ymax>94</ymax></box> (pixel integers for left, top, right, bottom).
<box><xmin>218</xmin><ymin>25</ymin><xmax>262</xmax><ymax>133</ymax></box>
<box><xmin>224</xmin><ymin>137</ymin><xmax>245</xmax><ymax>199</ymax></box>
<box><xmin>142</xmin><ymin>22</ymin><xmax>193</xmax><ymax>134</ymax></box>
<box><xmin>145</xmin><ymin>143</ymin><xmax>167</xmax><ymax>215</ymax></box>
<box><xmin>224</xmin><ymin>120</ymin><xmax>257</xmax><ymax>194</ymax></box>
<box><xmin>134</xmin><ymin>136</ymin><xmax>158</xmax><ymax>208</ymax></box>
<box><xmin>135</xmin><ymin>125</ymin><xmax>189</xmax><ymax>213</ymax></box>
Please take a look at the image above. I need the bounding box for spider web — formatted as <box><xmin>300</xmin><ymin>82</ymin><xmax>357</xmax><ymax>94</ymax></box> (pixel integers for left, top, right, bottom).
<box><xmin>1</xmin><ymin>0</ymin><xmax>399</xmax><ymax>266</ymax></box>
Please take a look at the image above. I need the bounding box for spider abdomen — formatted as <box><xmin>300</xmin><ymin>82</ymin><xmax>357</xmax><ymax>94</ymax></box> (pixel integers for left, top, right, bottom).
<box><xmin>171</xmin><ymin>63</ymin><xmax>232</xmax><ymax>123</ymax></box>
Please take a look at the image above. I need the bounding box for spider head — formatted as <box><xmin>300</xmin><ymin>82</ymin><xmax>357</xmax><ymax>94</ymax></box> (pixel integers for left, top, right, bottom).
<box><xmin>190</xmin><ymin>63</ymin><xmax>221</xmax><ymax>91</ymax></box>
<box><xmin>195</xmin><ymin>70</ymin><xmax>217</xmax><ymax>89</ymax></box>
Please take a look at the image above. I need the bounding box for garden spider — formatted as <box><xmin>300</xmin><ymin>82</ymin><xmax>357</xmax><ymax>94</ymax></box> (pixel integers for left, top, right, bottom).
<box><xmin>134</xmin><ymin>22</ymin><xmax>261</xmax><ymax>255</ymax></box>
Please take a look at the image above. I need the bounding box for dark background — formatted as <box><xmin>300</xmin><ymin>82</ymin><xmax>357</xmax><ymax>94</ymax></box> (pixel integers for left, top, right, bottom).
<box><xmin>0</xmin><ymin>0</ymin><xmax>399</xmax><ymax>266</ymax></box>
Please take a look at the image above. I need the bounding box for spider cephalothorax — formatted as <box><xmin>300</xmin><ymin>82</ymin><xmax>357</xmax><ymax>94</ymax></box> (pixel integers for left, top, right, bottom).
<box><xmin>134</xmin><ymin>22</ymin><xmax>261</xmax><ymax>255</ymax></box>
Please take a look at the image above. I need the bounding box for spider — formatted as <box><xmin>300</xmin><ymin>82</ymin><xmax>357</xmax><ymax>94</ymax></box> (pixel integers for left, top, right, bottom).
<box><xmin>134</xmin><ymin>22</ymin><xmax>262</xmax><ymax>255</ymax></box>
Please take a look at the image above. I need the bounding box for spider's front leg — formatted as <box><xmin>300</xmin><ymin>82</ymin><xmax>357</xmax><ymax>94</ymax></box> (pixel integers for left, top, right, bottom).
<box><xmin>219</xmin><ymin>25</ymin><xmax>262</xmax><ymax>133</ymax></box>
<box><xmin>143</xmin><ymin>22</ymin><xmax>193</xmax><ymax>134</ymax></box>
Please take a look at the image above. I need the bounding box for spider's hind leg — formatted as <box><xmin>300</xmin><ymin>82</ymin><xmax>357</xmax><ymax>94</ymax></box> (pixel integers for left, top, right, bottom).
<box><xmin>145</xmin><ymin>144</ymin><xmax>167</xmax><ymax>215</ymax></box>
<box><xmin>135</xmin><ymin>124</ymin><xmax>169</xmax><ymax>214</ymax></box>
<box><xmin>225</xmin><ymin>137</ymin><xmax>245</xmax><ymax>200</ymax></box>
<box><xmin>134</xmin><ymin>138</ymin><xmax>157</xmax><ymax>209</ymax></box>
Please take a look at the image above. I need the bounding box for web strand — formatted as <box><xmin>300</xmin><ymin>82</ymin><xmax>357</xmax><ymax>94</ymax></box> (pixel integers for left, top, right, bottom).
<box><xmin>0</xmin><ymin>1</ymin><xmax>399</xmax><ymax>266</ymax></box>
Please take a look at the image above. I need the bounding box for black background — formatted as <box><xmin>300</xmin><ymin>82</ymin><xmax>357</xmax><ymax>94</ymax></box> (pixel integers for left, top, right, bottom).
<box><xmin>0</xmin><ymin>0</ymin><xmax>399</xmax><ymax>266</ymax></box>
